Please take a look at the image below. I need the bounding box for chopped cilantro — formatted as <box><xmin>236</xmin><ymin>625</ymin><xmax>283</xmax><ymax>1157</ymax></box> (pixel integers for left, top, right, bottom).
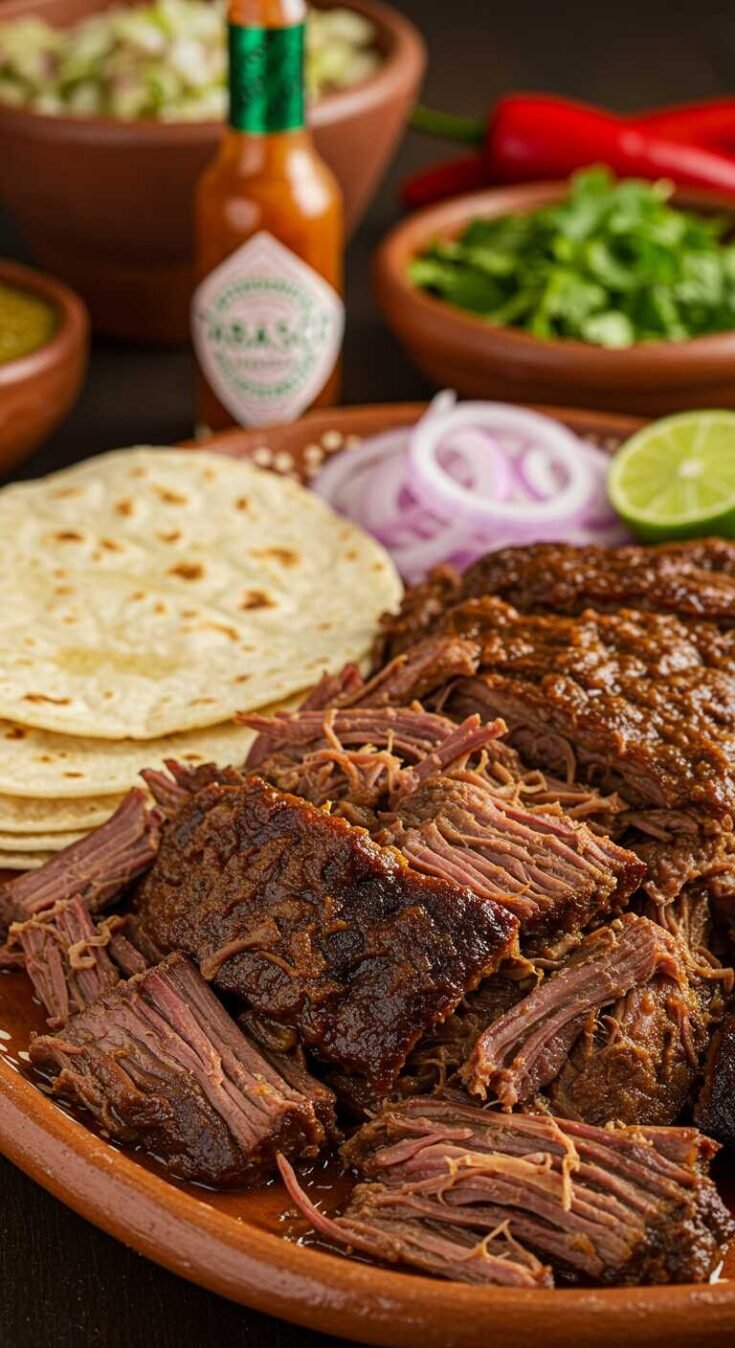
<box><xmin>408</xmin><ymin>167</ymin><xmax>735</xmax><ymax>347</ymax></box>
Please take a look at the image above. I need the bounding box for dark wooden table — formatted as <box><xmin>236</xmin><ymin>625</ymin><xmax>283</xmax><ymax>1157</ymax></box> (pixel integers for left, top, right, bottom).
<box><xmin>0</xmin><ymin>0</ymin><xmax>732</xmax><ymax>1342</ymax></box>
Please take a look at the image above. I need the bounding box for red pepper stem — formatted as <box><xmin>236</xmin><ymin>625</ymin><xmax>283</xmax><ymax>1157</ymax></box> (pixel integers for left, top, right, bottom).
<box><xmin>410</xmin><ymin>103</ymin><xmax>486</xmax><ymax>145</ymax></box>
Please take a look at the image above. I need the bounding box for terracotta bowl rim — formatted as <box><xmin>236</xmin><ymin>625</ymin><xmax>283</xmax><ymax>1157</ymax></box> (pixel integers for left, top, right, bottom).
<box><xmin>0</xmin><ymin>258</ymin><xmax>89</xmax><ymax>388</ymax></box>
<box><xmin>0</xmin><ymin>0</ymin><xmax>426</xmax><ymax>142</ymax></box>
<box><xmin>374</xmin><ymin>179</ymin><xmax>735</xmax><ymax>374</ymax></box>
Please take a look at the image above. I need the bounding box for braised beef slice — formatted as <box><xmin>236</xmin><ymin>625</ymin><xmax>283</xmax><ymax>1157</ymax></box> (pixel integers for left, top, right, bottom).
<box><xmin>278</xmin><ymin>1154</ymin><xmax>553</xmax><ymax>1288</ymax></box>
<box><xmin>340</xmin><ymin>1096</ymin><xmax>734</xmax><ymax>1286</ymax></box>
<box><xmin>461</xmin><ymin>540</ymin><xmax>735</xmax><ymax>627</ymax></box>
<box><xmin>29</xmin><ymin>952</ymin><xmax>333</xmax><ymax>1187</ymax></box>
<box><xmin>444</xmin><ymin>598</ymin><xmax>735</xmax><ymax>815</ymax></box>
<box><xmin>380</xmin><ymin>773</ymin><xmax>642</xmax><ymax>937</ymax></box>
<box><xmin>695</xmin><ymin>1012</ymin><xmax>735</xmax><ymax>1147</ymax></box>
<box><xmin>375</xmin><ymin>542</ymin><xmax>735</xmax><ymax>662</ymax></box>
<box><xmin>0</xmin><ymin>789</ymin><xmax>161</xmax><ymax>931</ymax></box>
<box><xmin>134</xmin><ymin>777</ymin><xmax>517</xmax><ymax>1095</ymax></box>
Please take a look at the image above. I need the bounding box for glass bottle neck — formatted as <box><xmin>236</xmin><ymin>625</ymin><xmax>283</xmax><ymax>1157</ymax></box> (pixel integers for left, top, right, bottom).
<box><xmin>227</xmin><ymin>0</ymin><xmax>306</xmax><ymax>135</ymax></box>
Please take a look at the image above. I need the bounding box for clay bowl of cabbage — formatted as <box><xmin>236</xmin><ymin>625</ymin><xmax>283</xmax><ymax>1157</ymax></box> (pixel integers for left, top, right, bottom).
<box><xmin>374</xmin><ymin>181</ymin><xmax>735</xmax><ymax>418</ymax></box>
<box><xmin>0</xmin><ymin>258</ymin><xmax>89</xmax><ymax>476</ymax></box>
<box><xmin>0</xmin><ymin>0</ymin><xmax>425</xmax><ymax>346</ymax></box>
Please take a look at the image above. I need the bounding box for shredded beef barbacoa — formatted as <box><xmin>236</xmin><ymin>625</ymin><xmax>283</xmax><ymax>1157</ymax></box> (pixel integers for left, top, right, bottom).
<box><xmin>8</xmin><ymin>535</ymin><xmax>735</xmax><ymax>1290</ymax></box>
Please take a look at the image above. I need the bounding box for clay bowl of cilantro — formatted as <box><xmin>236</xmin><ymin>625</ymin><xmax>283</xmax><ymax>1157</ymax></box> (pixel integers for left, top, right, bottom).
<box><xmin>374</xmin><ymin>169</ymin><xmax>735</xmax><ymax>417</ymax></box>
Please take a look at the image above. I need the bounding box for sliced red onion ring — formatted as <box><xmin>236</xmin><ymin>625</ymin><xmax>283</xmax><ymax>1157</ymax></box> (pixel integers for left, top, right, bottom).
<box><xmin>408</xmin><ymin>402</ymin><xmax>595</xmax><ymax>527</ymax></box>
<box><xmin>313</xmin><ymin>394</ymin><xmax>631</xmax><ymax>582</ymax></box>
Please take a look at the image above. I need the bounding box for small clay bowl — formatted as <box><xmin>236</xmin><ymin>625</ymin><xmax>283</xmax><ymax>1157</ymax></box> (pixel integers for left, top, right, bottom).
<box><xmin>0</xmin><ymin>0</ymin><xmax>425</xmax><ymax>346</ymax></box>
<box><xmin>0</xmin><ymin>259</ymin><xmax>89</xmax><ymax>476</ymax></box>
<box><xmin>374</xmin><ymin>182</ymin><xmax>735</xmax><ymax>418</ymax></box>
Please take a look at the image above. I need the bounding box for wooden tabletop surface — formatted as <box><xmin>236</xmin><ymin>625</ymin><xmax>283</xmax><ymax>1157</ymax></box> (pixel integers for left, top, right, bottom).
<box><xmin>1</xmin><ymin>0</ymin><xmax>733</xmax><ymax>1341</ymax></box>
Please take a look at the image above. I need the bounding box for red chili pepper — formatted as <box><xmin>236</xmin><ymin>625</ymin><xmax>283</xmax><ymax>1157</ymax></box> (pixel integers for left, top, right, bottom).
<box><xmin>632</xmin><ymin>98</ymin><xmax>735</xmax><ymax>154</ymax></box>
<box><xmin>486</xmin><ymin>95</ymin><xmax>735</xmax><ymax>194</ymax></box>
<box><xmin>401</xmin><ymin>154</ymin><xmax>487</xmax><ymax>209</ymax></box>
<box><xmin>409</xmin><ymin>95</ymin><xmax>735</xmax><ymax>201</ymax></box>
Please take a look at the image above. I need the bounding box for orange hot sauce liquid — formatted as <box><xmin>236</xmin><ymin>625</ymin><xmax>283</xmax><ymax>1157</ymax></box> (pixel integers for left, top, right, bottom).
<box><xmin>194</xmin><ymin>0</ymin><xmax>344</xmax><ymax>432</ymax></box>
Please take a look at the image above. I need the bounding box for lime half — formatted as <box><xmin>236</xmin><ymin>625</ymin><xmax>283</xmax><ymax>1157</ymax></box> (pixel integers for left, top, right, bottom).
<box><xmin>608</xmin><ymin>410</ymin><xmax>735</xmax><ymax>542</ymax></box>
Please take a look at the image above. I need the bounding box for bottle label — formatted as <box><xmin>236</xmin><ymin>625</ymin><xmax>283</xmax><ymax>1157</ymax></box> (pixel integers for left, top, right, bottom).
<box><xmin>192</xmin><ymin>232</ymin><xmax>344</xmax><ymax>427</ymax></box>
<box><xmin>228</xmin><ymin>22</ymin><xmax>305</xmax><ymax>134</ymax></box>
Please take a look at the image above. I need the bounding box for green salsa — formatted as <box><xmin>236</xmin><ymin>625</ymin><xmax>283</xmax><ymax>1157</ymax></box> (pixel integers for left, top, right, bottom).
<box><xmin>0</xmin><ymin>281</ymin><xmax>58</xmax><ymax>364</ymax></box>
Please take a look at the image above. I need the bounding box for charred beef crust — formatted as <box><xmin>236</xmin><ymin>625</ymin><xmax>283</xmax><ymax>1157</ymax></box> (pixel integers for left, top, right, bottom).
<box><xmin>134</xmin><ymin>778</ymin><xmax>518</xmax><ymax>1095</ymax></box>
<box><xmin>341</xmin><ymin>1097</ymin><xmax>734</xmax><ymax>1286</ymax></box>
<box><xmin>29</xmin><ymin>953</ymin><xmax>332</xmax><ymax>1187</ymax></box>
<box><xmin>461</xmin><ymin>540</ymin><xmax>735</xmax><ymax>626</ymax></box>
<box><xmin>695</xmin><ymin>1012</ymin><xmax>735</xmax><ymax>1147</ymax></box>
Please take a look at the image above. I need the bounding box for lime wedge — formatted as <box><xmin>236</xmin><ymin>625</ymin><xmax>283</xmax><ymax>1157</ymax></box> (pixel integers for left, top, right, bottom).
<box><xmin>608</xmin><ymin>410</ymin><xmax>735</xmax><ymax>542</ymax></box>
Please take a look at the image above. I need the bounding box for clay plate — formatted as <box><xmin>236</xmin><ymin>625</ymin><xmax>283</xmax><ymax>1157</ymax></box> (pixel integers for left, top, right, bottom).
<box><xmin>1</xmin><ymin>402</ymin><xmax>734</xmax><ymax>1347</ymax></box>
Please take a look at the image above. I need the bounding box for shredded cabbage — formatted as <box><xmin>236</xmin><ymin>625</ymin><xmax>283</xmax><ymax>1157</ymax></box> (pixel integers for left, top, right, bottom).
<box><xmin>0</xmin><ymin>1</ymin><xmax>381</xmax><ymax>120</ymax></box>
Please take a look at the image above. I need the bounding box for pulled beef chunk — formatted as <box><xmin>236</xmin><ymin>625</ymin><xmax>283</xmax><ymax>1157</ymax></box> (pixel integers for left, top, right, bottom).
<box><xmin>278</xmin><ymin>1155</ymin><xmax>552</xmax><ymax>1287</ymax></box>
<box><xmin>241</xmin><ymin>706</ymin><xmax>503</xmax><ymax>827</ymax></box>
<box><xmin>142</xmin><ymin>761</ymin><xmax>244</xmax><ymax>819</ymax></box>
<box><xmin>400</xmin><ymin>959</ymin><xmax>533</xmax><ymax>1097</ymax></box>
<box><xmin>374</xmin><ymin>565</ymin><xmax>463</xmax><ymax>663</ymax></box>
<box><xmin>0</xmin><ymin>789</ymin><xmax>161</xmax><ymax>931</ymax></box>
<box><xmin>445</xmin><ymin>597</ymin><xmax>735</xmax><ymax>815</ymax></box>
<box><xmin>633</xmin><ymin>827</ymin><xmax>735</xmax><ymax>909</ymax></box>
<box><xmin>340</xmin><ymin>1097</ymin><xmax>734</xmax><ymax>1286</ymax></box>
<box><xmin>380</xmin><ymin>773</ymin><xmax>642</xmax><ymax>937</ymax></box>
<box><xmin>463</xmin><ymin>915</ymin><xmax>685</xmax><ymax>1106</ymax></box>
<box><xmin>461</xmin><ymin>540</ymin><xmax>735</xmax><ymax>627</ymax></box>
<box><xmin>7</xmin><ymin>897</ymin><xmax>141</xmax><ymax>1027</ymax></box>
<box><xmin>348</xmin><ymin>634</ymin><xmax>480</xmax><ymax>708</ymax></box>
<box><xmin>695</xmin><ymin>1012</ymin><xmax>735</xmax><ymax>1147</ymax></box>
<box><xmin>135</xmin><ymin>778</ymin><xmax>518</xmax><ymax>1096</ymax></box>
<box><xmin>30</xmin><ymin>953</ymin><xmax>332</xmax><ymax>1187</ymax></box>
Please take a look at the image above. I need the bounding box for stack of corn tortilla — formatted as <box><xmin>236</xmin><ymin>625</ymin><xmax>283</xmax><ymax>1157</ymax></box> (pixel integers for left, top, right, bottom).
<box><xmin>0</xmin><ymin>446</ymin><xmax>402</xmax><ymax>868</ymax></box>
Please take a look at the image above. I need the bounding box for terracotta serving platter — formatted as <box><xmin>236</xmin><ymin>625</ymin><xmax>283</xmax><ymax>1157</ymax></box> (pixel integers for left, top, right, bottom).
<box><xmin>2</xmin><ymin>401</ymin><xmax>735</xmax><ymax>1348</ymax></box>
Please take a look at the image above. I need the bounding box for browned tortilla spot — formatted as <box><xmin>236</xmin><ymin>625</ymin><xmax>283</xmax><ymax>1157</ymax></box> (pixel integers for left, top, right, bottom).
<box><xmin>22</xmin><ymin>694</ymin><xmax>71</xmax><ymax>705</ymax></box>
<box><xmin>157</xmin><ymin>530</ymin><xmax>182</xmax><ymax>544</ymax></box>
<box><xmin>251</xmin><ymin>547</ymin><xmax>299</xmax><ymax>567</ymax></box>
<box><xmin>168</xmin><ymin>562</ymin><xmax>204</xmax><ymax>581</ymax></box>
<box><xmin>155</xmin><ymin>486</ymin><xmax>188</xmax><ymax>505</ymax></box>
<box><xmin>234</xmin><ymin>674</ymin><xmax>251</xmax><ymax>683</ymax></box>
<box><xmin>240</xmin><ymin>590</ymin><xmax>274</xmax><ymax>611</ymax></box>
<box><xmin>114</xmin><ymin>499</ymin><xmax>134</xmax><ymax>517</ymax></box>
<box><xmin>100</xmin><ymin>538</ymin><xmax>122</xmax><ymax>552</ymax></box>
<box><xmin>4</xmin><ymin>728</ymin><xmax>26</xmax><ymax>740</ymax></box>
<box><xmin>53</xmin><ymin>530</ymin><xmax>83</xmax><ymax>543</ymax></box>
<box><xmin>235</xmin><ymin>497</ymin><xmax>249</xmax><ymax>511</ymax></box>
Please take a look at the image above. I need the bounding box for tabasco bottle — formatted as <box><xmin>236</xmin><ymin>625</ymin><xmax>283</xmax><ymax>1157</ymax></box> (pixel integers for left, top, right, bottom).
<box><xmin>192</xmin><ymin>0</ymin><xmax>344</xmax><ymax>431</ymax></box>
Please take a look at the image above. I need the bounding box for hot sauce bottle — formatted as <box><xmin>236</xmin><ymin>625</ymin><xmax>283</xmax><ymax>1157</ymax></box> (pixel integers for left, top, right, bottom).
<box><xmin>192</xmin><ymin>0</ymin><xmax>344</xmax><ymax>431</ymax></box>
